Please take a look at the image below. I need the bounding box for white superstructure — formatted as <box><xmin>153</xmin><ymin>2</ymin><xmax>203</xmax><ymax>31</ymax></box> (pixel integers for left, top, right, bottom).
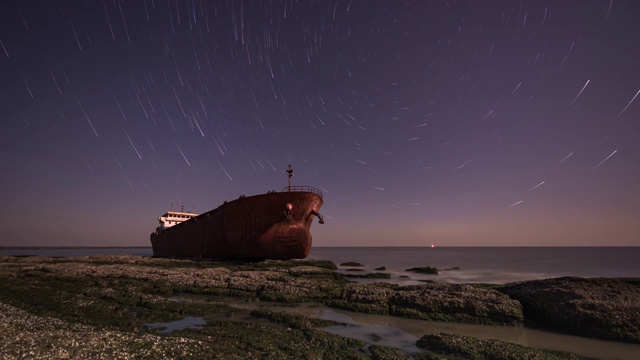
<box><xmin>156</xmin><ymin>211</ymin><xmax>198</xmax><ymax>232</ymax></box>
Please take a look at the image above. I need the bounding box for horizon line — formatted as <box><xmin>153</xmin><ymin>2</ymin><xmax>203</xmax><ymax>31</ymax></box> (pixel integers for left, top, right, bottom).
<box><xmin>2</xmin><ymin>245</ymin><xmax>639</xmax><ymax>250</ymax></box>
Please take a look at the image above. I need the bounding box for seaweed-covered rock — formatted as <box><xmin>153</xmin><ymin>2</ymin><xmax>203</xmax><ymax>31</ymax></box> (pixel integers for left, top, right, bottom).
<box><xmin>405</xmin><ymin>267</ymin><xmax>438</xmax><ymax>275</ymax></box>
<box><xmin>417</xmin><ymin>333</ymin><xmax>579</xmax><ymax>360</ymax></box>
<box><xmin>250</xmin><ymin>309</ymin><xmax>340</xmax><ymax>329</ymax></box>
<box><xmin>500</xmin><ymin>277</ymin><xmax>640</xmax><ymax>343</ymax></box>
<box><xmin>374</xmin><ymin>266</ymin><xmax>386</xmax><ymax>271</ymax></box>
<box><xmin>390</xmin><ymin>283</ymin><xmax>523</xmax><ymax>325</ymax></box>
<box><xmin>286</xmin><ymin>265</ymin><xmax>338</xmax><ymax>278</ymax></box>
<box><xmin>0</xmin><ymin>302</ymin><xmax>218</xmax><ymax>359</ymax></box>
<box><xmin>1</xmin><ymin>255</ymin><xmax>526</xmax><ymax>326</ymax></box>
<box><xmin>623</xmin><ymin>278</ymin><xmax>640</xmax><ymax>287</ymax></box>
<box><xmin>325</xmin><ymin>281</ymin><xmax>523</xmax><ymax>325</ymax></box>
<box><xmin>367</xmin><ymin>344</ymin><xmax>411</xmax><ymax>359</ymax></box>
<box><xmin>328</xmin><ymin>283</ymin><xmax>397</xmax><ymax>314</ymax></box>
<box><xmin>0</xmin><ymin>258</ymin><xmax>370</xmax><ymax>359</ymax></box>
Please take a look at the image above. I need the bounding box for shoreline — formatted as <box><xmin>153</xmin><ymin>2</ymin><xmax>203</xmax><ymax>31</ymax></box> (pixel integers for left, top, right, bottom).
<box><xmin>1</xmin><ymin>255</ymin><xmax>639</xmax><ymax>359</ymax></box>
<box><xmin>4</xmin><ymin>246</ymin><xmax>640</xmax><ymax>285</ymax></box>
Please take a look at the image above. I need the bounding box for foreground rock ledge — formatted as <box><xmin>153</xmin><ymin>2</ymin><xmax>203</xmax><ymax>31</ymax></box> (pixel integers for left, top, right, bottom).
<box><xmin>0</xmin><ymin>302</ymin><xmax>211</xmax><ymax>359</ymax></box>
<box><xmin>500</xmin><ymin>277</ymin><xmax>640</xmax><ymax>344</ymax></box>
<box><xmin>0</xmin><ymin>255</ymin><xmax>523</xmax><ymax>326</ymax></box>
<box><xmin>0</xmin><ymin>255</ymin><xmax>634</xmax><ymax>358</ymax></box>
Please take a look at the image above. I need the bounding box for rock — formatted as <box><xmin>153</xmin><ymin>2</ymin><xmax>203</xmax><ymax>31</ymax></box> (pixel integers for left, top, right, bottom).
<box><xmin>293</xmin><ymin>260</ymin><xmax>338</xmax><ymax>270</ymax></box>
<box><xmin>344</xmin><ymin>268</ymin><xmax>365</xmax><ymax>272</ymax></box>
<box><xmin>417</xmin><ymin>333</ymin><xmax>579</xmax><ymax>359</ymax></box>
<box><xmin>340</xmin><ymin>262</ymin><xmax>364</xmax><ymax>267</ymax></box>
<box><xmin>374</xmin><ymin>266</ymin><xmax>386</xmax><ymax>271</ymax></box>
<box><xmin>327</xmin><ymin>283</ymin><xmax>396</xmax><ymax>314</ymax></box>
<box><xmin>0</xmin><ymin>302</ymin><xmax>216</xmax><ymax>360</ymax></box>
<box><xmin>390</xmin><ymin>283</ymin><xmax>523</xmax><ymax>325</ymax></box>
<box><xmin>500</xmin><ymin>277</ymin><xmax>640</xmax><ymax>343</ymax></box>
<box><xmin>0</xmin><ymin>258</ymin><xmax>370</xmax><ymax>359</ymax></box>
<box><xmin>250</xmin><ymin>309</ymin><xmax>340</xmax><ymax>330</ymax></box>
<box><xmin>4</xmin><ymin>255</ymin><xmax>637</xmax><ymax>358</ymax></box>
<box><xmin>0</xmin><ymin>256</ymin><xmax>521</xmax><ymax>335</ymax></box>
<box><xmin>286</xmin><ymin>266</ymin><xmax>335</xmax><ymax>278</ymax></box>
<box><xmin>442</xmin><ymin>267</ymin><xmax>460</xmax><ymax>271</ymax></box>
<box><xmin>405</xmin><ymin>266</ymin><xmax>438</xmax><ymax>275</ymax></box>
<box><xmin>368</xmin><ymin>345</ymin><xmax>411</xmax><ymax>359</ymax></box>
<box><xmin>326</xmin><ymin>280</ymin><xmax>523</xmax><ymax>325</ymax></box>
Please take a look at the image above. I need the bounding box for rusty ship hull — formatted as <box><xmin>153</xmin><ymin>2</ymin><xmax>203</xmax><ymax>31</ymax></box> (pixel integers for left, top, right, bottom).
<box><xmin>150</xmin><ymin>188</ymin><xmax>323</xmax><ymax>260</ymax></box>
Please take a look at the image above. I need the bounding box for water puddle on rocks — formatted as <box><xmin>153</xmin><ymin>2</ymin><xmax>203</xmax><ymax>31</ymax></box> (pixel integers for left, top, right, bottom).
<box><xmin>311</xmin><ymin>307</ymin><xmax>640</xmax><ymax>360</ymax></box>
<box><xmin>144</xmin><ymin>316</ymin><xmax>206</xmax><ymax>334</ymax></box>
<box><xmin>177</xmin><ymin>296</ymin><xmax>640</xmax><ymax>360</ymax></box>
<box><xmin>317</xmin><ymin>309</ymin><xmax>422</xmax><ymax>354</ymax></box>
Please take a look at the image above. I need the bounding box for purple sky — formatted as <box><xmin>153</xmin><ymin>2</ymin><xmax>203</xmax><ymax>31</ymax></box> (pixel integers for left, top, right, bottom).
<box><xmin>1</xmin><ymin>0</ymin><xmax>639</xmax><ymax>247</ymax></box>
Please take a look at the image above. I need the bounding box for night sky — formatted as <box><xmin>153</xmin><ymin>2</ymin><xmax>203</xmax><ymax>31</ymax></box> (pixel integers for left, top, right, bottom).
<box><xmin>1</xmin><ymin>0</ymin><xmax>639</xmax><ymax>247</ymax></box>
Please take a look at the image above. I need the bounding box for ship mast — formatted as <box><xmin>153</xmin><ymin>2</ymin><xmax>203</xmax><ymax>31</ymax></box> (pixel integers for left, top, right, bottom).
<box><xmin>286</xmin><ymin>165</ymin><xmax>294</xmax><ymax>191</ymax></box>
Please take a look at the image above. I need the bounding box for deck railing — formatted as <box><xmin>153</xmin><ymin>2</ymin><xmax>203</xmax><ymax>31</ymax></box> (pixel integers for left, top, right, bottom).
<box><xmin>281</xmin><ymin>186</ymin><xmax>323</xmax><ymax>198</ymax></box>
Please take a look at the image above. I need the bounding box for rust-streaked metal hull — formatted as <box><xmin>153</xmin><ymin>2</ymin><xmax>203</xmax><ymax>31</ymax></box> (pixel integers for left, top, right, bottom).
<box><xmin>150</xmin><ymin>190</ymin><xmax>323</xmax><ymax>260</ymax></box>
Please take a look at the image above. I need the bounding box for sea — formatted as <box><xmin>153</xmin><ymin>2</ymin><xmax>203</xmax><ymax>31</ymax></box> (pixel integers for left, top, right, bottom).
<box><xmin>309</xmin><ymin>246</ymin><xmax>640</xmax><ymax>284</ymax></box>
<box><xmin>2</xmin><ymin>246</ymin><xmax>639</xmax><ymax>284</ymax></box>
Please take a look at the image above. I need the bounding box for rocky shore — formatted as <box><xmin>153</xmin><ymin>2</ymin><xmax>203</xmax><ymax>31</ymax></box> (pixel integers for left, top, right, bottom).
<box><xmin>0</xmin><ymin>255</ymin><xmax>638</xmax><ymax>359</ymax></box>
<box><xmin>500</xmin><ymin>277</ymin><xmax>640</xmax><ymax>344</ymax></box>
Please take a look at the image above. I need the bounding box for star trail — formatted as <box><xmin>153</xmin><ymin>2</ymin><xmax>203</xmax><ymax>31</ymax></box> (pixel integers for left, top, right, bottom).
<box><xmin>1</xmin><ymin>0</ymin><xmax>639</xmax><ymax>247</ymax></box>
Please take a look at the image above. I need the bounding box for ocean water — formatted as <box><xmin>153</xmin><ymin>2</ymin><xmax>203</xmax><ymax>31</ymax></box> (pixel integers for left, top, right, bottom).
<box><xmin>1</xmin><ymin>246</ymin><xmax>638</xmax><ymax>284</ymax></box>
<box><xmin>309</xmin><ymin>246</ymin><xmax>640</xmax><ymax>284</ymax></box>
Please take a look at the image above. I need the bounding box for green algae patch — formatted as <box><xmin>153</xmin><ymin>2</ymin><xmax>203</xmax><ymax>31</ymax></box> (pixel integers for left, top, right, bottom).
<box><xmin>250</xmin><ymin>309</ymin><xmax>342</xmax><ymax>329</ymax></box>
<box><xmin>367</xmin><ymin>345</ymin><xmax>414</xmax><ymax>359</ymax></box>
<box><xmin>0</xmin><ymin>268</ymin><xmax>238</xmax><ymax>332</ymax></box>
<box><xmin>183</xmin><ymin>320</ymin><xmax>369</xmax><ymax>359</ymax></box>
<box><xmin>417</xmin><ymin>333</ymin><xmax>579</xmax><ymax>360</ymax></box>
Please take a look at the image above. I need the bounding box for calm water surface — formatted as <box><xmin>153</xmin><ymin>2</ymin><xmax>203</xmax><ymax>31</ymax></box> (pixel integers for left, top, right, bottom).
<box><xmin>309</xmin><ymin>246</ymin><xmax>640</xmax><ymax>284</ymax></box>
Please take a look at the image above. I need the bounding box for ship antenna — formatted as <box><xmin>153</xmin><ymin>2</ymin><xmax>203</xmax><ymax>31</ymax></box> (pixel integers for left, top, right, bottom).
<box><xmin>286</xmin><ymin>165</ymin><xmax>294</xmax><ymax>191</ymax></box>
<box><xmin>180</xmin><ymin>204</ymin><xmax>184</xmax><ymax>212</ymax></box>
